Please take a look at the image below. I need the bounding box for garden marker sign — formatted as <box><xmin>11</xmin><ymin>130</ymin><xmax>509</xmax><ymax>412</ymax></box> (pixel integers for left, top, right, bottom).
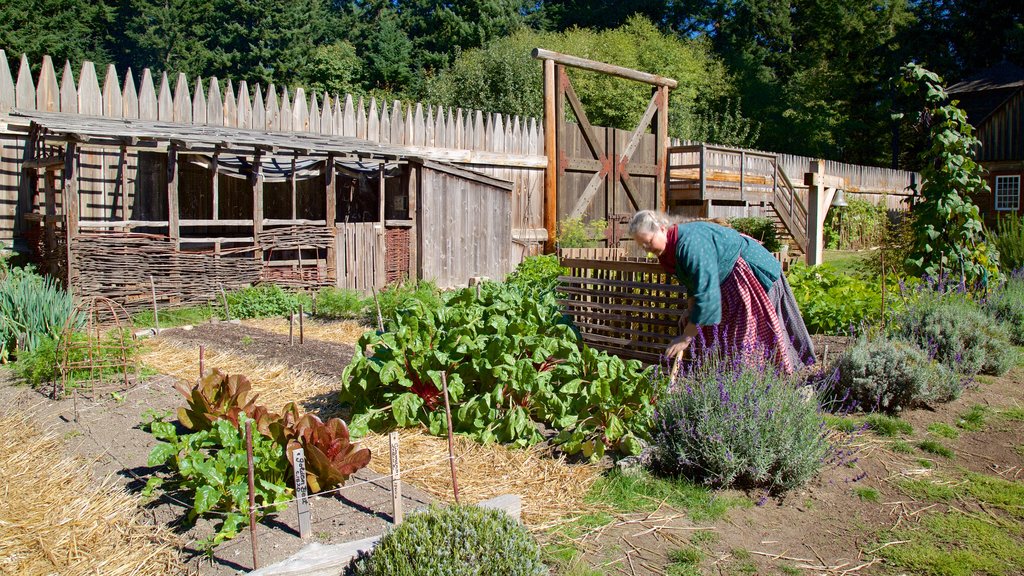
<box><xmin>532</xmin><ymin>49</ymin><xmax>677</xmax><ymax>252</ymax></box>
<box><xmin>292</xmin><ymin>448</ymin><xmax>311</xmax><ymax>538</ymax></box>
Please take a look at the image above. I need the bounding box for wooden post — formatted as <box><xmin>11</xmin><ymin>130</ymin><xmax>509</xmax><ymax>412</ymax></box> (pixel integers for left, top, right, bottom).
<box><xmin>63</xmin><ymin>141</ymin><xmax>79</xmax><ymax>287</ymax></box>
<box><xmin>291</xmin><ymin>154</ymin><xmax>297</xmax><ymax>221</ymax></box>
<box><xmin>289</xmin><ymin>308</ymin><xmax>294</xmax><ymax>345</ymax></box>
<box><xmin>150</xmin><ymin>275</ymin><xmax>160</xmax><ymax>334</ymax></box>
<box><xmin>252</xmin><ymin>149</ymin><xmax>264</xmax><ymax>262</ymax></box>
<box><xmin>408</xmin><ymin>163</ymin><xmax>418</xmax><ymax>280</ymax></box>
<box><xmin>44</xmin><ymin>171</ymin><xmax>57</xmax><ymax>276</ymax></box>
<box><xmin>245</xmin><ymin>421</ymin><xmax>259</xmax><ymax>570</ymax></box>
<box><xmin>211</xmin><ymin>148</ymin><xmax>220</xmax><ymax>221</ymax></box>
<box><xmin>389</xmin><ymin>431</ymin><xmax>403</xmax><ymax>524</ymax></box>
<box><xmin>298</xmin><ymin>303</ymin><xmax>304</xmax><ymax>344</ymax></box>
<box><xmin>325</xmin><ymin>154</ymin><xmax>336</xmax><ymax>281</ymax></box>
<box><xmin>654</xmin><ymin>85</ymin><xmax>669</xmax><ymax>212</ymax></box>
<box><xmin>199</xmin><ymin>344</ymin><xmax>205</xmax><ymax>378</ymax></box>
<box><xmin>292</xmin><ymin>448</ymin><xmax>312</xmax><ymax>538</ymax></box>
<box><xmin>440</xmin><ymin>372</ymin><xmax>459</xmax><ymax>504</ymax></box>
<box><xmin>167</xmin><ymin>145</ymin><xmax>179</xmax><ymax>247</ymax></box>
<box><xmin>699</xmin><ymin>145</ymin><xmax>707</xmax><ymax>201</ymax></box>
<box><xmin>119</xmin><ymin>144</ymin><xmax>129</xmax><ymax>224</ymax></box>
<box><xmin>542</xmin><ymin>58</ymin><xmax>557</xmax><ymax>253</ymax></box>
<box><xmin>805</xmin><ymin>160</ymin><xmax>827</xmax><ymax>266</ymax></box>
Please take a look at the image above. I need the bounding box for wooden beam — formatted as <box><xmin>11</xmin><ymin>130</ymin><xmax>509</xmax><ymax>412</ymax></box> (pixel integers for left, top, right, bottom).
<box><xmin>543</xmin><ymin>58</ymin><xmax>557</xmax><ymax>253</ymax></box>
<box><xmin>23</xmin><ymin>156</ymin><xmax>65</xmax><ymax>170</ymax></box>
<box><xmin>532</xmin><ymin>48</ymin><xmax>678</xmax><ymax>89</ymax></box>
<box><xmin>654</xmin><ymin>85</ymin><xmax>669</xmax><ymax>212</ymax></box>
<box><xmin>408</xmin><ymin>164</ymin><xmax>418</xmax><ymax>281</ymax></box>
<box><xmin>211</xmin><ymin>148</ymin><xmax>220</xmax><ymax>220</ymax></box>
<box><xmin>63</xmin><ymin>142</ymin><xmax>79</xmax><ymax>287</ymax></box>
<box><xmin>167</xmin><ymin>145</ymin><xmax>180</xmax><ymax>245</ymax></box>
<box><xmin>325</xmin><ymin>155</ymin><xmax>337</xmax><ymax>282</ymax></box>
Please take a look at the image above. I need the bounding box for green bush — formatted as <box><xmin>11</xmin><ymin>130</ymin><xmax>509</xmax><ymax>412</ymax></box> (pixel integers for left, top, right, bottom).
<box><xmin>505</xmin><ymin>254</ymin><xmax>566</xmax><ymax>296</ymax></box>
<box><xmin>729</xmin><ymin>216</ymin><xmax>782</xmax><ymax>254</ymax></box>
<box><xmin>830</xmin><ymin>336</ymin><xmax>962</xmax><ymax>413</ymax></box>
<box><xmin>315</xmin><ymin>287</ymin><xmax>368</xmax><ymax>320</ymax></box>
<box><xmin>132</xmin><ymin>305</ymin><xmax>214</xmax><ymax>328</ymax></box>
<box><xmin>556</xmin><ymin>217</ymin><xmax>608</xmax><ymax>249</ymax></box>
<box><xmin>985</xmin><ymin>277</ymin><xmax>1024</xmax><ymax>345</ymax></box>
<box><xmin>786</xmin><ymin>264</ymin><xmax>916</xmax><ymax>335</ymax></box>
<box><xmin>14</xmin><ymin>330</ymin><xmax>142</xmax><ymax>388</ymax></box>
<box><xmin>823</xmin><ymin>196</ymin><xmax>887</xmax><ymax>250</ymax></box>
<box><xmin>988</xmin><ymin>211</ymin><xmax>1024</xmax><ymax>272</ymax></box>
<box><xmin>649</xmin><ymin>353</ymin><xmax>829</xmax><ymax>492</ymax></box>
<box><xmin>348</xmin><ymin>504</ymin><xmax>545</xmax><ymax>576</ymax></box>
<box><xmin>894</xmin><ymin>289</ymin><xmax>1017</xmax><ymax>376</ymax></box>
<box><xmin>0</xmin><ymin>264</ymin><xmax>79</xmax><ymax>362</ymax></box>
<box><xmin>373</xmin><ymin>280</ymin><xmax>444</xmax><ymax>328</ymax></box>
<box><xmin>225</xmin><ymin>284</ymin><xmax>309</xmax><ymax>320</ymax></box>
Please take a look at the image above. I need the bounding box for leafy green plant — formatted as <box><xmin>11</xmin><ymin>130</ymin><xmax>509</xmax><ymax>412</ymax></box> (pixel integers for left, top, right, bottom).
<box><xmin>372</xmin><ymin>280</ymin><xmax>443</xmax><ymax>328</ymax></box>
<box><xmin>894</xmin><ymin>288</ymin><xmax>1017</xmax><ymax>376</ymax></box>
<box><xmin>286</xmin><ymin>414</ymin><xmax>372</xmax><ymax>493</ymax></box>
<box><xmin>895</xmin><ymin>63</ymin><xmax>1000</xmax><ymax>286</ymax></box>
<box><xmin>984</xmin><ymin>276</ymin><xmax>1024</xmax><ymax>345</ymax></box>
<box><xmin>0</xmin><ymin>264</ymin><xmax>79</xmax><ymax>362</ymax></box>
<box><xmin>830</xmin><ymin>335</ymin><xmax>962</xmax><ymax>413</ymax></box>
<box><xmin>556</xmin><ymin>217</ymin><xmax>608</xmax><ymax>249</ymax></box>
<box><xmin>650</xmin><ymin>352</ymin><xmax>829</xmax><ymax>492</ymax></box>
<box><xmin>143</xmin><ymin>416</ymin><xmax>291</xmax><ymax>550</ymax></box>
<box><xmin>348</xmin><ymin>504</ymin><xmax>546</xmax><ymax>576</ymax></box>
<box><xmin>132</xmin><ymin>304</ymin><xmax>214</xmax><ymax>329</ymax></box>
<box><xmin>823</xmin><ymin>196</ymin><xmax>887</xmax><ymax>250</ymax></box>
<box><xmin>504</xmin><ymin>254</ymin><xmax>567</xmax><ymax>296</ymax></box>
<box><xmin>13</xmin><ymin>330</ymin><xmax>142</xmax><ymax>388</ymax></box>
<box><xmin>175</xmin><ymin>369</ymin><xmax>262</xmax><ymax>432</ymax></box>
<box><xmin>224</xmin><ymin>284</ymin><xmax>309</xmax><ymax>320</ymax></box>
<box><xmin>341</xmin><ymin>280</ymin><xmax>659</xmax><ymax>460</ymax></box>
<box><xmin>786</xmin><ymin>263</ymin><xmax>916</xmax><ymax>335</ymax></box>
<box><xmin>917</xmin><ymin>439</ymin><xmax>954</xmax><ymax>459</ymax></box>
<box><xmin>729</xmin><ymin>216</ymin><xmax>782</xmax><ymax>253</ymax></box>
<box><xmin>314</xmin><ymin>287</ymin><xmax>368</xmax><ymax>320</ymax></box>
<box><xmin>988</xmin><ymin>212</ymin><xmax>1024</xmax><ymax>272</ymax></box>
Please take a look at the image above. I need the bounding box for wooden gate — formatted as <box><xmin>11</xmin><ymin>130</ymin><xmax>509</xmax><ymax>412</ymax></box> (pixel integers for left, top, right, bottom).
<box><xmin>335</xmin><ymin>222</ymin><xmax>386</xmax><ymax>292</ymax></box>
<box><xmin>533</xmin><ymin>49</ymin><xmax>676</xmax><ymax>251</ymax></box>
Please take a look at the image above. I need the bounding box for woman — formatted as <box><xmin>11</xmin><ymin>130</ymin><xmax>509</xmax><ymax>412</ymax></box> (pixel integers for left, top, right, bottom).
<box><xmin>629</xmin><ymin>210</ymin><xmax>815</xmax><ymax>373</ymax></box>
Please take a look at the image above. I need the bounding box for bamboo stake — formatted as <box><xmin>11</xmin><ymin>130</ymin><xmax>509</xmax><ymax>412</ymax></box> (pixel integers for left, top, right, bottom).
<box><xmin>441</xmin><ymin>372</ymin><xmax>460</xmax><ymax>503</ymax></box>
<box><xmin>299</xmin><ymin>303</ymin><xmax>304</xmax><ymax>344</ymax></box>
<box><xmin>245</xmin><ymin>420</ymin><xmax>259</xmax><ymax>570</ymax></box>
<box><xmin>390</xmin><ymin>431</ymin><xmax>403</xmax><ymax>524</ymax></box>
<box><xmin>149</xmin><ymin>275</ymin><xmax>159</xmax><ymax>334</ymax></box>
<box><xmin>199</xmin><ymin>345</ymin><xmax>205</xmax><ymax>379</ymax></box>
<box><xmin>289</xmin><ymin>308</ymin><xmax>294</xmax><ymax>345</ymax></box>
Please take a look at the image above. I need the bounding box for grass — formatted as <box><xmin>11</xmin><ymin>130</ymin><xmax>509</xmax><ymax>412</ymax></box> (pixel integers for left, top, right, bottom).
<box><xmin>917</xmin><ymin>440</ymin><xmax>955</xmax><ymax>459</ymax></box>
<box><xmin>585</xmin><ymin>470</ymin><xmax>743</xmax><ymax>522</ymax></box>
<box><xmin>823</xmin><ymin>250</ymin><xmax>872</xmax><ymax>276</ymax></box>
<box><xmin>865</xmin><ymin>414</ymin><xmax>913</xmax><ymax>436</ymax></box>
<box><xmin>918</xmin><ymin>458</ymin><xmax>936</xmax><ymax>469</ymax></box>
<box><xmin>927</xmin><ymin>422</ymin><xmax>960</xmax><ymax>439</ymax></box>
<box><xmin>132</xmin><ymin>305</ymin><xmax>215</xmax><ymax>328</ymax></box>
<box><xmin>666</xmin><ymin>548</ymin><xmax>702</xmax><ymax>576</ymax></box>
<box><xmin>891</xmin><ymin>439</ymin><xmax>914</xmax><ymax>454</ymax></box>
<box><xmin>780</xmin><ymin>566</ymin><xmax>802</xmax><ymax>576</ymax></box>
<box><xmin>957</xmin><ymin>405</ymin><xmax>989</xmax><ymax>431</ymax></box>
<box><xmin>878</xmin><ymin>512</ymin><xmax>1024</xmax><ymax>576</ymax></box>
<box><xmin>999</xmin><ymin>407</ymin><xmax>1024</xmax><ymax>421</ymax></box>
<box><xmin>823</xmin><ymin>414</ymin><xmax>861</xmax><ymax>433</ymax></box>
<box><xmin>854</xmin><ymin>487</ymin><xmax>880</xmax><ymax>502</ymax></box>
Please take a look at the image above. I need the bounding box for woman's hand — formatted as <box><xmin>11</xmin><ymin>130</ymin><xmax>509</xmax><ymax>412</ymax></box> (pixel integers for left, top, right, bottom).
<box><xmin>666</xmin><ymin>335</ymin><xmax>693</xmax><ymax>361</ymax></box>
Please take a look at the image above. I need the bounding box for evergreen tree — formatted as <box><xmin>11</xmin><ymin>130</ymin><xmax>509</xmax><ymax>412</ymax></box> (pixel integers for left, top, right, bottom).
<box><xmin>0</xmin><ymin>0</ymin><xmax>115</xmax><ymax>69</ymax></box>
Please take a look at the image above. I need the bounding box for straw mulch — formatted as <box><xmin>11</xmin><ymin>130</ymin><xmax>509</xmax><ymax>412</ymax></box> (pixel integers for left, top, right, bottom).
<box><xmin>360</xmin><ymin>429</ymin><xmax>604</xmax><ymax>531</ymax></box>
<box><xmin>142</xmin><ymin>338</ymin><xmax>604</xmax><ymax>530</ymax></box>
<box><xmin>0</xmin><ymin>413</ymin><xmax>184</xmax><ymax>576</ymax></box>
<box><xmin>241</xmin><ymin>317</ymin><xmax>369</xmax><ymax>347</ymax></box>
<box><xmin>141</xmin><ymin>338</ymin><xmax>342</xmax><ymax>415</ymax></box>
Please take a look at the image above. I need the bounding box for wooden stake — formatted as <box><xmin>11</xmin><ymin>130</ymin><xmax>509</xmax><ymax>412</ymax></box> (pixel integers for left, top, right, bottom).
<box><xmin>389</xmin><ymin>431</ymin><xmax>403</xmax><ymax>524</ymax></box>
<box><xmin>199</xmin><ymin>345</ymin><xmax>205</xmax><ymax>379</ymax></box>
<box><xmin>289</xmin><ymin>309</ymin><xmax>294</xmax><ymax>345</ymax></box>
<box><xmin>292</xmin><ymin>448</ymin><xmax>311</xmax><ymax>538</ymax></box>
<box><xmin>440</xmin><ymin>372</ymin><xmax>459</xmax><ymax>504</ymax></box>
<box><xmin>371</xmin><ymin>286</ymin><xmax>384</xmax><ymax>332</ymax></box>
<box><xmin>149</xmin><ymin>275</ymin><xmax>160</xmax><ymax>334</ymax></box>
<box><xmin>220</xmin><ymin>283</ymin><xmax>230</xmax><ymax>320</ymax></box>
<box><xmin>245</xmin><ymin>420</ymin><xmax>259</xmax><ymax>570</ymax></box>
<box><xmin>299</xmin><ymin>303</ymin><xmax>304</xmax><ymax>344</ymax></box>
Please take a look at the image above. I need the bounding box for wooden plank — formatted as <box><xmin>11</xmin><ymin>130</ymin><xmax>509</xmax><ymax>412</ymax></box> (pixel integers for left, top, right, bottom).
<box><xmin>237</xmin><ymin>81</ymin><xmax>251</xmax><ymax>129</ymax></box>
<box><xmin>253</xmin><ymin>84</ymin><xmax>266</xmax><ymax>130</ymax></box>
<box><xmin>167</xmin><ymin>146</ymin><xmax>179</xmax><ymax>244</ymax></box>
<box><xmin>157</xmin><ymin>72</ymin><xmax>172</xmax><ymax>121</ymax></box>
<box><xmin>192</xmin><ymin>77</ymin><xmax>207</xmax><ymax>124</ymax></box>
<box><xmin>36</xmin><ymin>56</ymin><xmax>59</xmax><ymax>112</ymax></box>
<box><xmin>380</xmin><ymin>104</ymin><xmax>391</xmax><ymax>144</ymax></box>
<box><xmin>122</xmin><ymin>69</ymin><xmax>139</xmax><ymax>119</ymax></box>
<box><xmin>208</xmin><ymin>77</ymin><xmax>224</xmax><ymax>126</ymax></box>
<box><xmin>357</xmin><ymin>96</ymin><xmax>367</xmax><ymax>139</ymax></box>
<box><xmin>266</xmin><ymin>85</ymin><xmax>280</xmax><ymax>131</ymax></box>
<box><xmin>342</xmin><ymin>94</ymin><xmax>355</xmax><ymax>137</ymax></box>
<box><xmin>77</xmin><ymin>62</ymin><xmax>102</xmax><ymax>116</ymax></box>
<box><xmin>15</xmin><ymin>54</ymin><xmax>36</xmax><ymax>110</ymax></box>
<box><xmin>367</xmin><ymin>98</ymin><xmax>379</xmax><ymax>142</ymax></box>
<box><xmin>101</xmin><ymin>64</ymin><xmax>121</xmax><ymax>117</ymax></box>
<box><xmin>393</xmin><ymin>100</ymin><xmax>404</xmax><ymax>144</ymax></box>
<box><xmin>532</xmin><ymin>48</ymin><xmax>677</xmax><ymax>88</ymax></box>
<box><xmin>64</xmin><ymin>142</ymin><xmax>79</xmax><ymax>284</ymax></box>
<box><xmin>0</xmin><ymin>50</ymin><xmax>14</xmax><ymax>112</ymax></box>
<box><xmin>543</xmin><ymin>59</ymin><xmax>556</xmax><ymax>252</ymax></box>
<box><xmin>293</xmin><ymin>87</ymin><xmax>307</xmax><ymax>131</ymax></box>
<box><xmin>171</xmin><ymin>73</ymin><xmax>191</xmax><ymax>123</ymax></box>
<box><xmin>319</xmin><ymin>94</ymin><xmax>332</xmax><ymax>135</ymax></box>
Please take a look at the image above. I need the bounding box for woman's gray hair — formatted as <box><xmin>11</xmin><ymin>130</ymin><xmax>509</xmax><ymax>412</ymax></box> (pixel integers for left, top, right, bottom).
<box><xmin>628</xmin><ymin>210</ymin><xmax>669</xmax><ymax>236</ymax></box>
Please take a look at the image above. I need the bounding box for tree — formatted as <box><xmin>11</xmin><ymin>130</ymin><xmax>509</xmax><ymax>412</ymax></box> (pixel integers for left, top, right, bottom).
<box><xmin>895</xmin><ymin>63</ymin><xmax>1000</xmax><ymax>286</ymax></box>
<box><xmin>0</xmin><ymin>0</ymin><xmax>114</xmax><ymax>68</ymax></box>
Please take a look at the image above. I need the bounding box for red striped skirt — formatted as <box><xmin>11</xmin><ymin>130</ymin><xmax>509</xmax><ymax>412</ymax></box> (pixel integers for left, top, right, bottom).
<box><xmin>695</xmin><ymin>257</ymin><xmax>794</xmax><ymax>374</ymax></box>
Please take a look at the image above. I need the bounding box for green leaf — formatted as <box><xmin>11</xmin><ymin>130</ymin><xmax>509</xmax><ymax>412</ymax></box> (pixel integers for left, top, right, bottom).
<box><xmin>194</xmin><ymin>484</ymin><xmax>221</xmax><ymax>516</ymax></box>
<box><xmin>147</xmin><ymin>442</ymin><xmax>178</xmax><ymax>466</ymax></box>
<box><xmin>392</xmin><ymin>393</ymin><xmax>424</xmax><ymax>427</ymax></box>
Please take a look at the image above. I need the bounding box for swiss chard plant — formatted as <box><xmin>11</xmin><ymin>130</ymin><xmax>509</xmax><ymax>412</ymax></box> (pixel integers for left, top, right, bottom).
<box><xmin>143</xmin><ymin>415</ymin><xmax>292</xmax><ymax>550</ymax></box>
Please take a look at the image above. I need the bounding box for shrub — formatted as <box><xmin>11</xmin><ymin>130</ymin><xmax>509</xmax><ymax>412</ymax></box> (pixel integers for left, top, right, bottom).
<box><xmin>505</xmin><ymin>254</ymin><xmax>566</xmax><ymax>296</ymax></box>
<box><xmin>729</xmin><ymin>216</ymin><xmax>782</xmax><ymax>254</ymax></box>
<box><xmin>830</xmin><ymin>336</ymin><xmax>962</xmax><ymax>413</ymax></box>
<box><xmin>895</xmin><ymin>289</ymin><xmax>1017</xmax><ymax>376</ymax></box>
<box><xmin>786</xmin><ymin>264</ymin><xmax>916</xmax><ymax>335</ymax></box>
<box><xmin>347</xmin><ymin>504</ymin><xmax>545</xmax><ymax>576</ymax></box>
<box><xmin>372</xmin><ymin>280</ymin><xmax>443</xmax><ymax>328</ymax></box>
<box><xmin>225</xmin><ymin>284</ymin><xmax>309</xmax><ymax>319</ymax></box>
<box><xmin>984</xmin><ymin>276</ymin><xmax>1024</xmax><ymax>345</ymax></box>
<box><xmin>649</xmin><ymin>352</ymin><xmax>829</xmax><ymax>492</ymax></box>
<box><xmin>0</xmin><ymin>264</ymin><xmax>78</xmax><ymax>362</ymax></box>
<box><xmin>556</xmin><ymin>217</ymin><xmax>607</xmax><ymax>249</ymax></box>
<box><xmin>13</xmin><ymin>330</ymin><xmax>141</xmax><ymax>388</ymax></box>
<box><xmin>988</xmin><ymin>212</ymin><xmax>1024</xmax><ymax>272</ymax></box>
<box><xmin>315</xmin><ymin>287</ymin><xmax>368</xmax><ymax>320</ymax></box>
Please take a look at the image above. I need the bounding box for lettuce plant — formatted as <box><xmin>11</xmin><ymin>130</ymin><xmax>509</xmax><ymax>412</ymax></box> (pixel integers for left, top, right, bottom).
<box><xmin>175</xmin><ymin>369</ymin><xmax>261</xmax><ymax>431</ymax></box>
<box><xmin>287</xmin><ymin>414</ymin><xmax>372</xmax><ymax>493</ymax></box>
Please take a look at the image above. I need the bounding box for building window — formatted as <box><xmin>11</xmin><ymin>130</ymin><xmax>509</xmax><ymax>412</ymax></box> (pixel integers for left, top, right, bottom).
<box><xmin>995</xmin><ymin>175</ymin><xmax>1020</xmax><ymax>211</ymax></box>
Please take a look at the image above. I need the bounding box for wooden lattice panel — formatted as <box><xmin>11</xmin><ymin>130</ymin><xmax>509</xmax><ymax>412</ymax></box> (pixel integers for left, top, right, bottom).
<box><xmin>558</xmin><ymin>257</ymin><xmax>687</xmax><ymax>364</ymax></box>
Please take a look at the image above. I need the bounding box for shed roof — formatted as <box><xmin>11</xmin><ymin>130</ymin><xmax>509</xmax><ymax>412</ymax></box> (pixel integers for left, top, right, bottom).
<box><xmin>947</xmin><ymin>61</ymin><xmax>1024</xmax><ymax>126</ymax></box>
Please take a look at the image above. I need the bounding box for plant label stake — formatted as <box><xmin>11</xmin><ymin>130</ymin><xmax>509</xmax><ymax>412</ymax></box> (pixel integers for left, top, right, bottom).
<box><xmin>199</xmin><ymin>345</ymin><xmax>205</xmax><ymax>379</ymax></box>
<box><xmin>292</xmin><ymin>448</ymin><xmax>312</xmax><ymax>538</ymax></box>
<box><xmin>289</xmin><ymin>308</ymin><xmax>294</xmax><ymax>345</ymax></box>
<box><xmin>149</xmin><ymin>275</ymin><xmax>160</xmax><ymax>334</ymax></box>
<box><xmin>244</xmin><ymin>421</ymin><xmax>259</xmax><ymax>570</ymax></box>
<box><xmin>219</xmin><ymin>283</ymin><xmax>230</xmax><ymax>321</ymax></box>
<box><xmin>389</xmin><ymin>431</ymin><xmax>403</xmax><ymax>524</ymax></box>
<box><xmin>299</xmin><ymin>303</ymin><xmax>304</xmax><ymax>344</ymax></box>
<box><xmin>440</xmin><ymin>372</ymin><xmax>460</xmax><ymax>503</ymax></box>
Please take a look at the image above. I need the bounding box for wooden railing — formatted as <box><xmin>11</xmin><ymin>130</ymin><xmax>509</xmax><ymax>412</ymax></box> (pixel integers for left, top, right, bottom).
<box><xmin>772</xmin><ymin>164</ymin><xmax>808</xmax><ymax>250</ymax></box>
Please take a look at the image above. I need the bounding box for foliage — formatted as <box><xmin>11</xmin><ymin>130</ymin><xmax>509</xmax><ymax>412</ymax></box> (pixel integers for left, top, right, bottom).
<box><xmin>347</xmin><ymin>504</ymin><xmax>545</xmax><ymax>576</ymax></box>
<box><xmin>314</xmin><ymin>287</ymin><xmax>368</xmax><ymax>320</ymax></box>
<box><xmin>225</xmin><ymin>284</ymin><xmax>309</xmax><ymax>320</ymax></box>
<box><xmin>285</xmin><ymin>414</ymin><xmax>372</xmax><ymax>493</ymax></box>
<box><xmin>175</xmin><ymin>369</ymin><xmax>262</xmax><ymax>432</ymax></box>
<box><xmin>786</xmin><ymin>264</ymin><xmax>915</xmax><ymax>335</ymax></box>
<box><xmin>728</xmin><ymin>216</ymin><xmax>782</xmax><ymax>253</ymax></box>
<box><xmin>688</xmin><ymin>97</ymin><xmax>761</xmax><ymax>148</ymax></box>
<box><xmin>585</xmin><ymin>469</ymin><xmax>737</xmax><ymax>522</ymax></box>
<box><xmin>143</xmin><ymin>415</ymin><xmax>291</xmax><ymax>550</ymax></box>
<box><xmin>0</xmin><ymin>264</ymin><xmax>79</xmax><ymax>362</ymax></box>
<box><xmin>985</xmin><ymin>276</ymin><xmax>1024</xmax><ymax>345</ymax></box>
<box><xmin>12</xmin><ymin>329</ymin><xmax>142</xmax><ymax>388</ymax></box>
<box><xmin>132</xmin><ymin>305</ymin><xmax>214</xmax><ymax>329</ymax></box>
<box><xmin>895</xmin><ymin>63</ymin><xmax>1001</xmax><ymax>286</ymax></box>
<box><xmin>879</xmin><ymin>510</ymin><xmax>1024</xmax><ymax>576</ymax></box>
<box><xmin>372</xmin><ymin>280</ymin><xmax>443</xmax><ymax>329</ymax></box>
<box><xmin>503</xmin><ymin>255</ymin><xmax>566</xmax><ymax>296</ymax></box>
<box><xmin>894</xmin><ymin>287</ymin><xmax>1017</xmax><ymax>376</ymax></box>
<box><xmin>830</xmin><ymin>335</ymin><xmax>962</xmax><ymax>413</ymax></box>
<box><xmin>988</xmin><ymin>212</ymin><xmax>1024</xmax><ymax>273</ymax></box>
<box><xmin>649</xmin><ymin>352</ymin><xmax>829</xmax><ymax>492</ymax></box>
<box><xmin>341</xmin><ymin>280</ymin><xmax>659</xmax><ymax>460</ymax></box>
<box><xmin>860</xmin><ymin>210</ymin><xmax>919</xmax><ymax>278</ymax></box>
<box><xmin>556</xmin><ymin>218</ymin><xmax>608</xmax><ymax>249</ymax></box>
<box><xmin>823</xmin><ymin>196</ymin><xmax>888</xmax><ymax>250</ymax></box>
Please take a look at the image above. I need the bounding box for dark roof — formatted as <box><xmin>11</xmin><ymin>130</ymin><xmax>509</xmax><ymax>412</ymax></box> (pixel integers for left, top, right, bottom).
<box><xmin>947</xmin><ymin>62</ymin><xmax>1024</xmax><ymax>126</ymax></box>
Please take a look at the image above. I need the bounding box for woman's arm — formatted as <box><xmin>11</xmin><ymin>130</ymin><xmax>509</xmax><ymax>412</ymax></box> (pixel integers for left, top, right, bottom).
<box><xmin>667</xmin><ymin>297</ymin><xmax>700</xmax><ymax>360</ymax></box>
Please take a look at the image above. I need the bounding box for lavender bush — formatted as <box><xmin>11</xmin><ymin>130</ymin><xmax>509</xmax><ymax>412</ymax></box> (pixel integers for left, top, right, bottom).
<box><xmin>831</xmin><ymin>335</ymin><xmax>962</xmax><ymax>413</ymax></box>
<box><xmin>649</xmin><ymin>352</ymin><xmax>829</xmax><ymax>492</ymax></box>
<box><xmin>984</xmin><ymin>275</ymin><xmax>1024</xmax><ymax>346</ymax></box>
<box><xmin>894</xmin><ymin>287</ymin><xmax>1017</xmax><ymax>377</ymax></box>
